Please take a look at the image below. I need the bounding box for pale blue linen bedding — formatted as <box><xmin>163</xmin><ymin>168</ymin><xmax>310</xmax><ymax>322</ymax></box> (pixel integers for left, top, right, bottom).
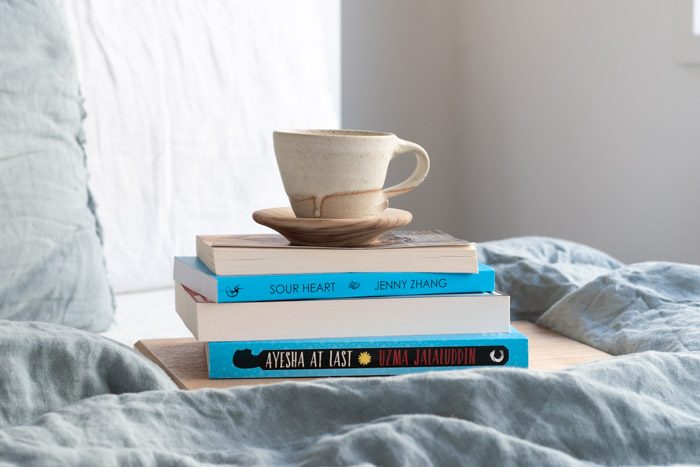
<box><xmin>0</xmin><ymin>237</ymin><xmax>698</xmax><ymax>466</ymax></box>
<box><xmin>0</xmin><ymin>0</ymin><xmax>114</xmax><ymax>332</ymax></box>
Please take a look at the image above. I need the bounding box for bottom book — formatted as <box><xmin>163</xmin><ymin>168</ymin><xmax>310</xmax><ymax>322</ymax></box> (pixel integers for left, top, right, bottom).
<box><xmin>207</xmin><ymin>327</ymin><xmax>528</xmax><ymax>378</ymax></box>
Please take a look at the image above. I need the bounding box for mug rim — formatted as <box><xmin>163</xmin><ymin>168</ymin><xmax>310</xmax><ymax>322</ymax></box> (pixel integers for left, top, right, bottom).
<box><xmin>274</xmin><ymin>129</ymin><xmax>395</xmax><ymax>138</ymax></box>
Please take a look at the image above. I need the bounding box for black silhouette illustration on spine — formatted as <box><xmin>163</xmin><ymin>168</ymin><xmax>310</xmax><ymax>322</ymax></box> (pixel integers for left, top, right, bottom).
<box><xmin>348</xmin><ymin>281</ymin><xmax>361</xmax><ymax>290</ymax></box>
<box><xmin>225</xmin><ymin>285</ymin><xmax>242</xmax><ymax>298</ymax></box>
<box><xmin>232</xmin><ymin>349</ymin><xmax>262</xmax><ymax>369</ymax></box>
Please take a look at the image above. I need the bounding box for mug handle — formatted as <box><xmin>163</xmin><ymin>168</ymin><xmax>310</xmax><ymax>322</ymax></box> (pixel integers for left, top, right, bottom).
<box><xmin>383</xmin><ymin>139</ymin><xmax>431</xmax><ymax>198</ymax></box>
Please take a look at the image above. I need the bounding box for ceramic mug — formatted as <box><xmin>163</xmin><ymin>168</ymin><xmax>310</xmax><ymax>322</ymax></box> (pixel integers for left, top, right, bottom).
<box><xmin>273</xmin><ymin>129</ymin><xmax>430</xmax><ymax>219</ymax></box>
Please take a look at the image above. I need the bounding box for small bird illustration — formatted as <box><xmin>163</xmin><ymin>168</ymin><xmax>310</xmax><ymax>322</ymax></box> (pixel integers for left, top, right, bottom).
<box><xmin>225</xmin><ymin>285</ymin><xmax>242</xmax><ymax>298</ymax></box>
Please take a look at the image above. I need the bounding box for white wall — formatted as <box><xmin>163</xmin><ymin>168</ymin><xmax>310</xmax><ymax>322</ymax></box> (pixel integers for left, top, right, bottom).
<box><xmin>343</xmin><ymin>0</ymin><xmax>700</xmax><ymax>264</ymax></box>
<box><xmin>342</xmin><ymin>0</ymin><xmax>462</xmax><ymax>234</ymax></box>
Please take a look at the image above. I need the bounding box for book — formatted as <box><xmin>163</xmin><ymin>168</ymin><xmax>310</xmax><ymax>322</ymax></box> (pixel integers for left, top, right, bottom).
<box><xmin>196</xmin><ymin>230</ymin><xmax>477</xmax><ymax>276</ymax></box>
<box><xmin>206</xmin><ymin>327</ymin><xmax>528</xmax><ymax>378</ymax></box>
<box><xmin>174</xmin><ymin>283</ymin><xmax>510</xmax><ymax>342</ymax></box>
<box><xmin>174</xmin><ymin>257</ymin><xmax>495</xmax><ymax>303</ymax></box>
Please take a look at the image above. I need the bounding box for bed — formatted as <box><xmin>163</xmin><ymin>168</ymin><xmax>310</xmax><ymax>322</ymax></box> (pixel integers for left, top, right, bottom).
<box><xmin>1</xmin><ymin>237</ymin><xmax>699</xmax><ymax>465</ymax></box>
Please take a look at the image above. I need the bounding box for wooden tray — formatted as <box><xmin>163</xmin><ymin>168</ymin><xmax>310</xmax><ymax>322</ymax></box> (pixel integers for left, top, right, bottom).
<box><xmin>252</xmin><ymin>207</ymin><xmax>412</xmax><ymax>247</ymax></box>
<box><xmin>134</xmin><ymin>321</ymin><xmax>613</xmax><ymax>390</ymax></box>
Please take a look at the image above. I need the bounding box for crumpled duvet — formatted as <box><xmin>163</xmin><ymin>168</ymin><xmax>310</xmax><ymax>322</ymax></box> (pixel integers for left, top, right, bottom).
<box><xmin>0</xmin><ymin>237</ymin><xmax>698</xmax><ymax>466</ymax></box>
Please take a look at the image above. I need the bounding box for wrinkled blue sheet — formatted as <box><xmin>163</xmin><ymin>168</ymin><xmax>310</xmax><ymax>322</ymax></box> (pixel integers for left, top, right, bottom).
<box><xmin>0</xmin><ymin>237</ymin><xmax>698</xmax><ymax>465</ymax></box>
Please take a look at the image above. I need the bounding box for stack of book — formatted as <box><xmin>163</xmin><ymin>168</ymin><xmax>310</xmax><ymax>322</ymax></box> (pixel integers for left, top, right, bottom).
<box><xmin>173</xmin><ymin>230</ymin><xmax>527</xmax><ymax>379</ymax></box>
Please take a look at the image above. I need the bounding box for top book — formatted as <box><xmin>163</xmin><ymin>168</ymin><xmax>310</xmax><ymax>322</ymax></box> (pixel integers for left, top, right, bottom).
<box><xmin>196</xmin><ymin>230</ymin><xmax>478</xmax><ymax>276</ymax></box>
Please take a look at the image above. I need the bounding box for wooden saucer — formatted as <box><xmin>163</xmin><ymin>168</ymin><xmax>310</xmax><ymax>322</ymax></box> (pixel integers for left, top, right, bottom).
<box><xmin>252</xmin><ymin>207</ymin><xmax>412</xmax><ymax>247</ymax></box>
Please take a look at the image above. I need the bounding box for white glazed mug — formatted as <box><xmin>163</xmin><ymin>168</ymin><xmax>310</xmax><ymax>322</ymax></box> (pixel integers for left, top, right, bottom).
<box><xmin>273</xmin><ymin>129</ymin><xmax>430</xmax><ymax>219</ymax></box>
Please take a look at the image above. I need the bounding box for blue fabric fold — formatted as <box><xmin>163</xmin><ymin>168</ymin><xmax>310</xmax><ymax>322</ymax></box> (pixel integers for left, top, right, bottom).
<box><xmin>477</xmin><ymin>236</ymin><xmax>622</xmax><ymax>321</ymax></box>
<box><xmin>539</xmin><ymin>262</ymin><xmax>700</xmax><ymax>353</ymax></box>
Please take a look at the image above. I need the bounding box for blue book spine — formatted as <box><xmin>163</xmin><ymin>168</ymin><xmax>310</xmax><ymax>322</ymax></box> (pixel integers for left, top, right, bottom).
<box><xmin>175</xmin><ymin>257</ymin><xmax>495</xmax><ymax>303</ymax></box>
<box><xmin>207</xmin><ymin>327</ymin><xmax>528</xmax><ymax>378</ymax></box>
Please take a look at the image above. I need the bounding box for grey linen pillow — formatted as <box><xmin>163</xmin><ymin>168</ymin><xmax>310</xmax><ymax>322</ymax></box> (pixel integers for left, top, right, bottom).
<box><xmin>0</xmin><ymin>0</ymin><xmax>113</xmax><ymax>331</ymax></box>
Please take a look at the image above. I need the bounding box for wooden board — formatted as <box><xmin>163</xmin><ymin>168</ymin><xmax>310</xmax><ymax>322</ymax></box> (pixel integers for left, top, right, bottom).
<box><xmin>134</xmin><ymin>321</ymin><xmax>612</xmax><ymax>390</ymax></box>
<box><xmin>513</xmin><ymin>321</ymin><xmax>612</xmax><ymax>371</ymax></box>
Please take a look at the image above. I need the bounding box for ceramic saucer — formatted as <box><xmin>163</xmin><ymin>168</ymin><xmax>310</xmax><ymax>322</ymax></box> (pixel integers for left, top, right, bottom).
<box><xmin>252</xmin><ymin>207</ymin><xmax>412</xmax><ymax>247</ymax></box>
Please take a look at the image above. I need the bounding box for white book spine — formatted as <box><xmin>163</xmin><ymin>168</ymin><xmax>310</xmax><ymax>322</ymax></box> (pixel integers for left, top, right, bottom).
<box><xmin>174</xmin><ymin>283</ymin><xmax>510</xmax><ymax>342</ymax></box>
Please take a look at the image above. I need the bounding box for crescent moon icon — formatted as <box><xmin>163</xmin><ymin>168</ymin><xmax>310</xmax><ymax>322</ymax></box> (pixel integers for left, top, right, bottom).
<box><xmin>490</xmin><ymin>349</ymin><xmax>505</xmax><ymax>363</ymax></box>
